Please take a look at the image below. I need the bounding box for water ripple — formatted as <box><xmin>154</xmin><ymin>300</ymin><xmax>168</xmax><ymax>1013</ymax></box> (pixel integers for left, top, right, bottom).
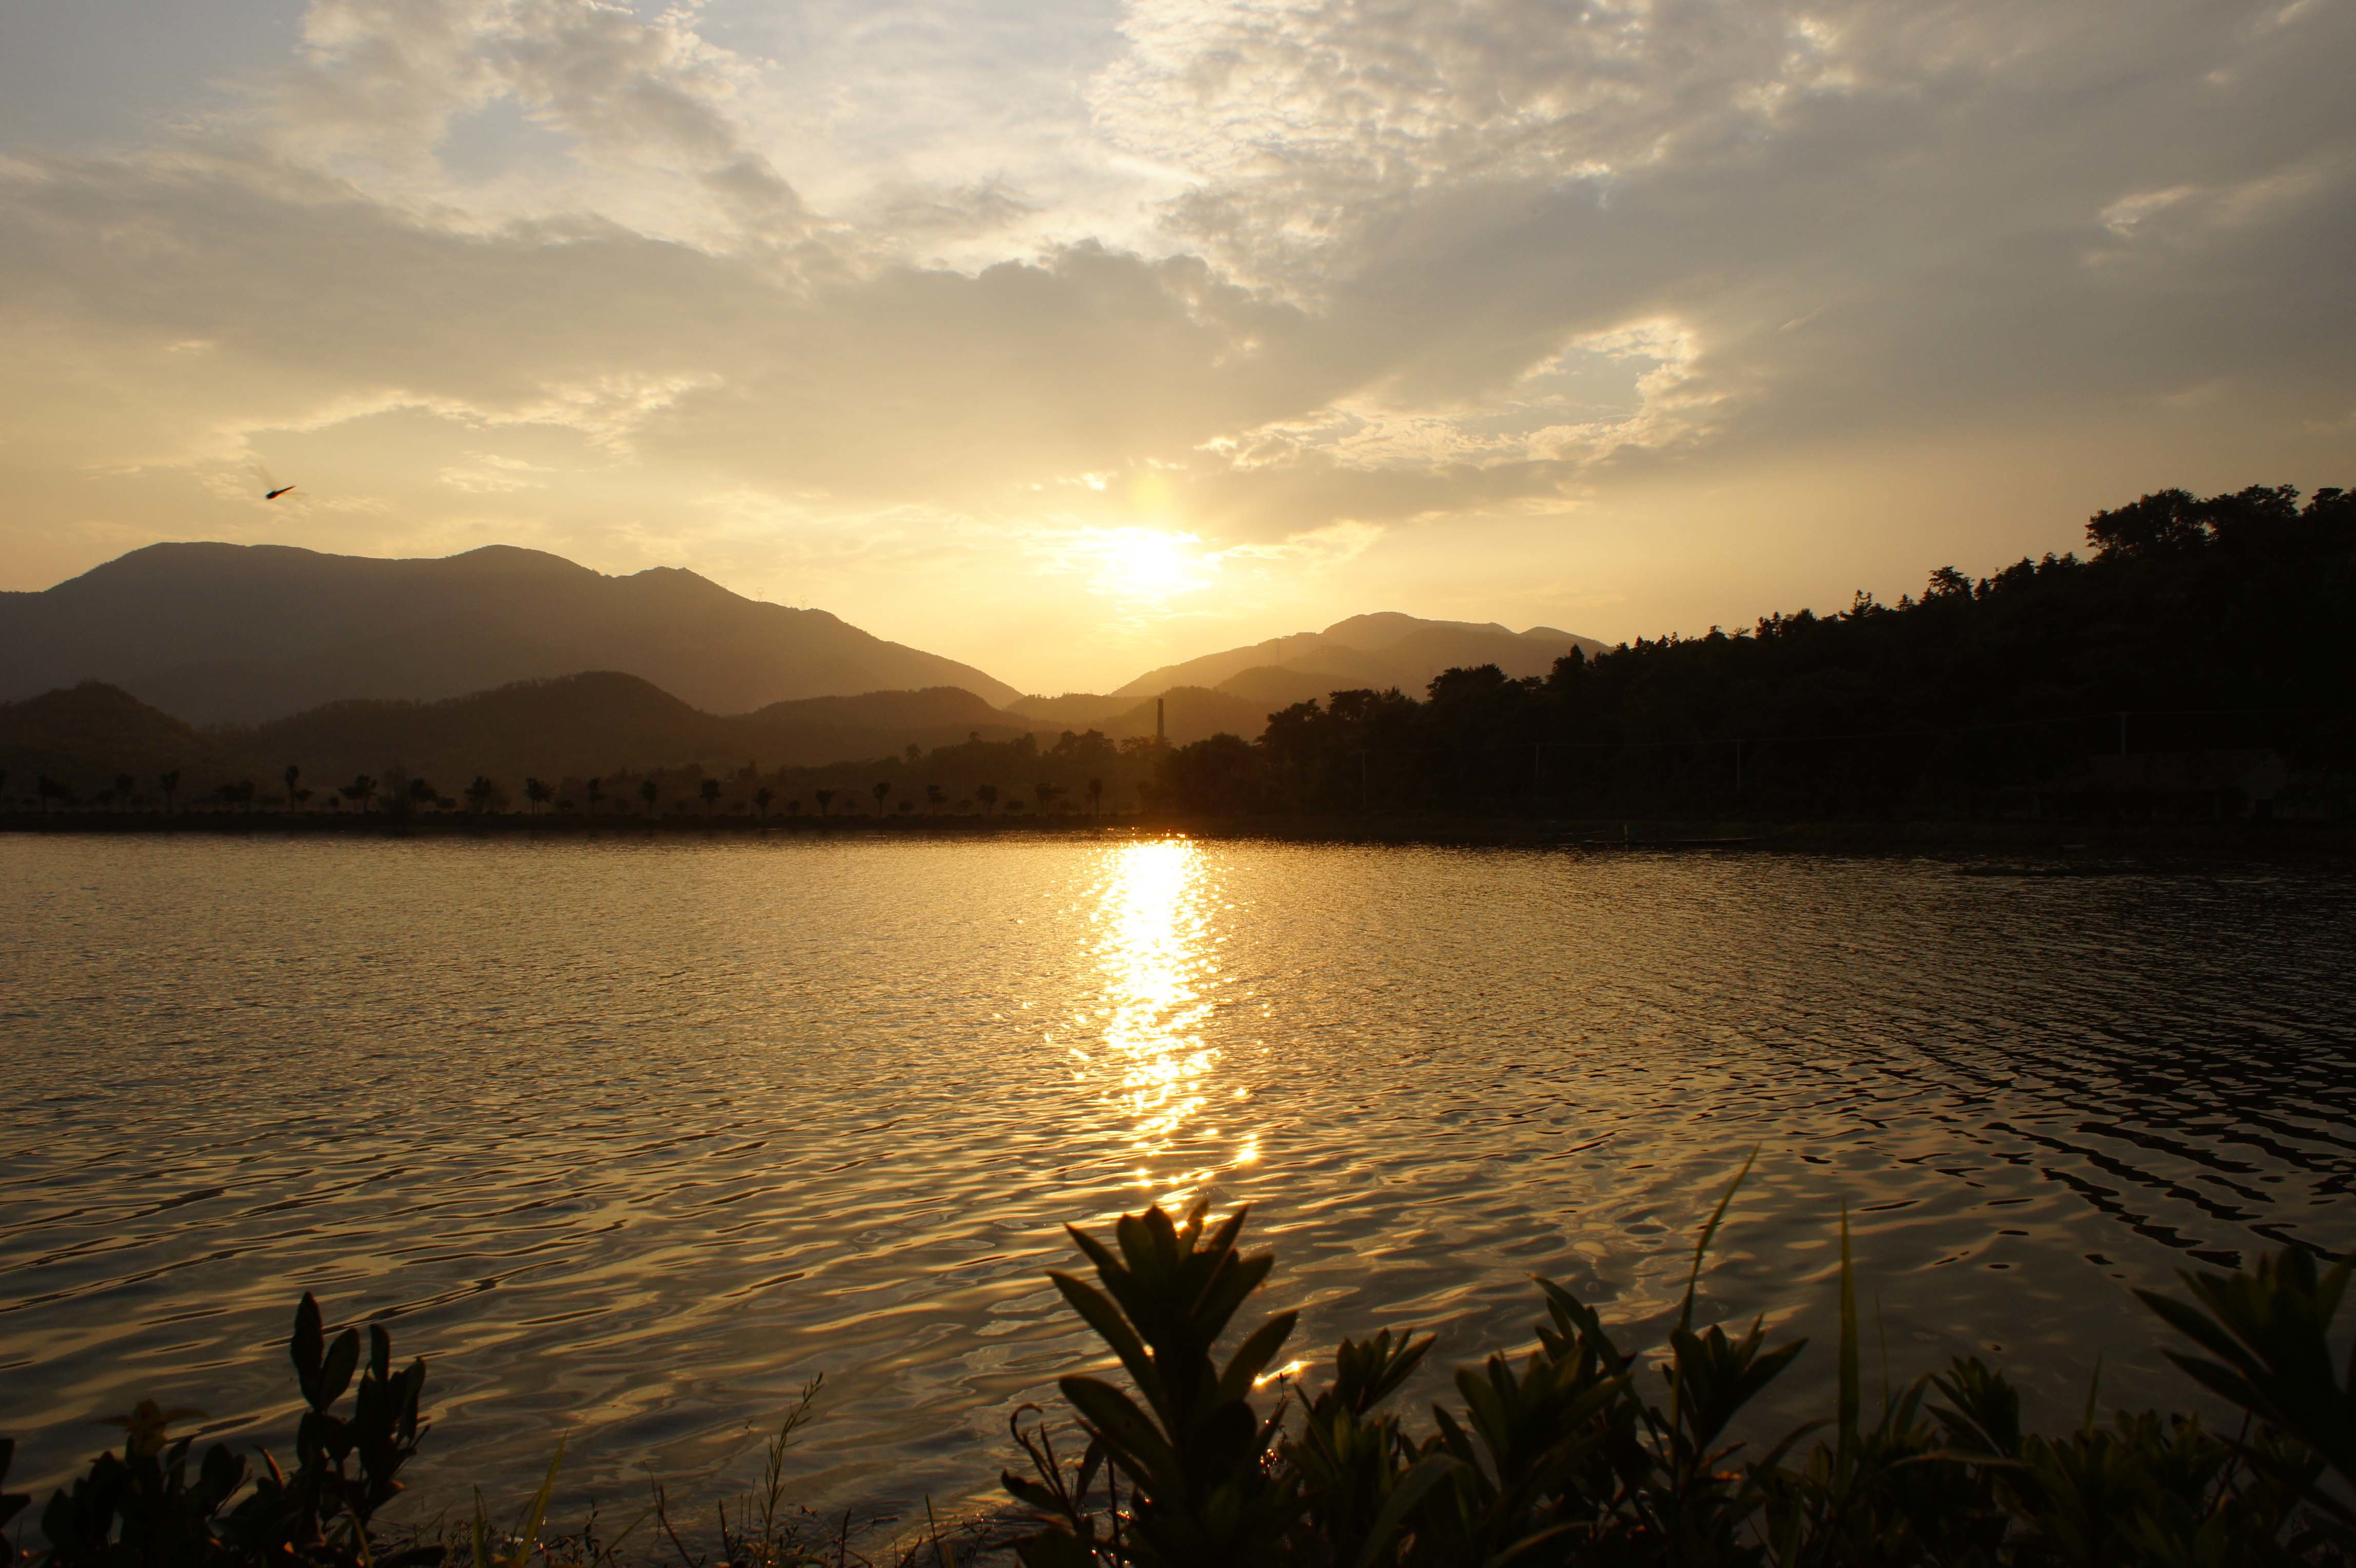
<box><xmin>2</xmin><ymin>836</ymin><xmax>2352</xmax><ymax>1523</ymax></box>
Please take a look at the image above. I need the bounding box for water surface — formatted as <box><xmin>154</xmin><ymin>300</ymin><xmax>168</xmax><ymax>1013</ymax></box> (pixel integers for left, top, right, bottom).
<box><xmin>3</xmin><ymin>835</ymin><xmax>2352</xmax><ymax>1522</ymax></box>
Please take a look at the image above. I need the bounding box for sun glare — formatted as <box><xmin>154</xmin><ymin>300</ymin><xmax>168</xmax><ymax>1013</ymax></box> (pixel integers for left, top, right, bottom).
<box><xmin>1084</xmin><ymin>527</ymin><xmax>1217</xmax><ymax>606</ymax></box>
<box><xmin>1074</xmin><ymin>837</ymin><xmax>1262</xmax><ymax>1209</ymax></box>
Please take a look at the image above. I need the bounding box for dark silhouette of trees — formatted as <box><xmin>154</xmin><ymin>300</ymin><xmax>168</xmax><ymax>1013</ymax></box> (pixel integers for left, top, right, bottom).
<box><xmin>585</xmin><ymin>776</ymin><xmax>604</xmax><ymax>815</ymax></box>
<box><xmin>925</xmin><ymin>783</ymin><xmax>945</xmax><ymax>815</ymax></box>
<box><xmin>114</xmin><ymin>773</ymin><xmax>134</xmax><ymax>808</ymax></box>
<box><xmin>1145</xmin><ymin>484</ymin><xmax>2354</xmax><ymax>821</ymax></box>
<box><xmin>467</xmin><ymin>776</ymin><xmax>497</xmax><ymax>813</ymax></box>
<box><xmin>283</xmin><ymin>765</ymin><xmax>300</xmax><ymax>807</ymax></box>
<box><xmin>639</xmin><ymin>778</ymin><xmax>658</xmax><ymax>815</ymax></box>
<box><xmin>754</xmin><ymin>787</ymin><xmax>774</xmax><ymax>818</ymax></box>
<box><xmin>815</xmin><ymin>787</ymin><xmax>835</xmax><ymax>817</ymax></box>
<box><xmin>871</xmin><ymin>780</ymin><xmax>890</xmax><ymax>816</ymax></box>
<box><xmin>524</xmin><ymin>777</ymin><xmax>553</xmax><ymax>815</ymax></box>
<box><xmin>339</xmin><ymin>775</ymin><xmax>377</xmax><ymax>812</ymax></box>
<box><xmin>408</xmin><ymin>777</ymin><xmax>437</xmax><ymax>812</ymax></box>
<box><xmin>160</xmin><ymin>770</ymin><xmax>180</xmax><ymax>813</ymax></box>
<box><xmin>976</xmin><ymin>783</ymin><xmax>999</xmax><ymax>815</ymax></box>
<box><xmin>1086</xmin><ymin>777</ymin><xmax>1104</xmax><ymax>817</ymax></box>
<box><xmin>699</xmin><ymin>778</ymin><xmax>721</xmax><ymax>814</ymax></box>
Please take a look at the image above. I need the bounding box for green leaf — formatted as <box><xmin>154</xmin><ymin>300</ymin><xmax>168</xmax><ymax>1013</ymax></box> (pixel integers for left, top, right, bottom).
<box><xmin>1679</xmin><ymin>1146</ymin><xmax>1758</xmax><ymax>1334</ymax></box>
<box><xmin>1347</xmin><ymin>1453</ymin><xmax>1459</xmax><ymax>1568</ymax></box>
<box><xmin>1216</xmin><ymin>1312</ymin><xmax>1299</xmax><ymax>1406</ymax></box>
<box><xmin>320</xmin><ymin>1326</ymin><xmax>362</xmax><ymax>1411</ymax></box>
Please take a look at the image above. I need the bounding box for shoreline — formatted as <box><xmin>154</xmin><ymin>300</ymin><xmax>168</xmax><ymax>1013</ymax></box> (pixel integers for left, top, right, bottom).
<box><xmin>5</xmin><ymin>807</ymin><xmax>2351</xmax><ymax>862</ymax></box>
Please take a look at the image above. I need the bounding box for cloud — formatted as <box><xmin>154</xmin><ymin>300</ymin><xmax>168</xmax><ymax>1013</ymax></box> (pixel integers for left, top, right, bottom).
<box><xmin>0</xmin><ymin>0</ymin><xmax>2350</xmax><ymax>690</ymax></box>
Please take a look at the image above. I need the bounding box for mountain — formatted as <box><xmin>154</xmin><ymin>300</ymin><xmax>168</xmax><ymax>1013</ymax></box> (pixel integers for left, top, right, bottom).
<box><xmin>1007</xmin><ymin>685</ymin><xmax>1272</xmax><ymax>747</ymax></box>
<box><xmin>1</xmin><ymin>675</ymin><xmax>1039</xmax><ymax>793</ymax></box>
<box><xmin>1107</xmin><ymin>612</ymin><xmax>1607</xmax><ymax>702</ymax></box>
<box><xmin>1006</xmin><ymin>614</ymin><xmax>1608</xmax><ymax>743</ymax></box>
<box><xmin>0</xmin><ymin>542</ymin><xmax>1022</xmax><ymax>724</ymax></box>
<box><xmin>0</xmin><ymin>681</ymin><xmax>222</xmax><ymax>785</ymax></box>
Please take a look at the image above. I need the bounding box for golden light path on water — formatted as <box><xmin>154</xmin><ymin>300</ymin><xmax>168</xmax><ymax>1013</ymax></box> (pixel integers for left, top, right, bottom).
<box><xmin>7</xmin><ymin>837</ymin><xmax>2356</xmax><ymax>1520</ymax></box>
<box><xmin>1070</xmin><ymin>838</ymin><xmax>1256</xmax><ymax>1207</ymax></box>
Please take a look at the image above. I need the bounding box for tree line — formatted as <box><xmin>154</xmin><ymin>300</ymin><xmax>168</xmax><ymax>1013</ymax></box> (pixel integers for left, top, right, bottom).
<box><xmin>6</xmin><ymin>729</ymin><xmax>1153</xmax><ymax>823</ymax></box>
<box><xmin>1148</xmin><ymin>484</ymin><xmax>2355</xmax><ymax>820</ymax></box>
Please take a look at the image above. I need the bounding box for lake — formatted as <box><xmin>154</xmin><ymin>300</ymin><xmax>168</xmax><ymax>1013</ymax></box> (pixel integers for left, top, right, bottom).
<box><xmin>4</xmin><ymin>833</ymin><xmax>2352</xmax><ymax>1530</ymax></box>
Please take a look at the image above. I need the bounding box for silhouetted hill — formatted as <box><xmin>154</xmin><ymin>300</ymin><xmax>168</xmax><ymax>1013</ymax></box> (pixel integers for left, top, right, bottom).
<box><xmin>0</xmin><ymin>675</ymin><xmax>1041</xmax><ymax>795</ymax></box>
<box><xmin>1149</xmin><ymin>484</ymin><xmax>2356</xmax><ymax>820</ymax></box>
<box><xmin>0</xmin><ymin>682</ymin><xmax>223</xmax><ymax>783</ymax></box>
<box><xmin>1007</xmin><ymin>685</ymin><xmax>1270</xmax><ymax>746</ymax></box>
<box><xmin>0</xmin><ymin>542</ymin><xmax>1021</xmax><ymax>723</ymax></box>
<box><xmin>1107</xmin><ymin>612</ymin><xmax>1605</xmax><ymax>701</ymax></box>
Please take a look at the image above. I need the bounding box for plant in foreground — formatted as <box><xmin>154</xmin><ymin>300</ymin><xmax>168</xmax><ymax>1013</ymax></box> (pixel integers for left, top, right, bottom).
<box><xmin>1005</xmin><ymin>1165</ymin><xmax>2356</xmax><ymax>1568</ymax></box>
<box><xmin>10</xmin><ymin>1166</ymin><xmax>2354</xmax><ymax>1567</ymax></box>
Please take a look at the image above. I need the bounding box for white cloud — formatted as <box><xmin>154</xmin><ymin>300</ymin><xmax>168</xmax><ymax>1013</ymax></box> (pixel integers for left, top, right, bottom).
<box><xmin>0</xmin><ymin>0</ymin><xmax>2350</xmax><ymax>689</ymax></box>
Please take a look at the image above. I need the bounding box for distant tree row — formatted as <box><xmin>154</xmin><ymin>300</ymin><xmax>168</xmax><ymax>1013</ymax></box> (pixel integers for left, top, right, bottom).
<box><xmin>5</xmin><ymin>729</ymin><xmax>1144</xmax><ymax>822</ymax></box>
<box><xmin>1150</xmin><ymin>484</ymin><xmax>2356</xmax><ymax>819</ymax></box>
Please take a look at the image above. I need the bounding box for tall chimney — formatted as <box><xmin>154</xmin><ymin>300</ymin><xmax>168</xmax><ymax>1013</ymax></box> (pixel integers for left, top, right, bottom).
<box><xmin>1156</xmin><ymin>696</ymin><xmax>1166</xmax><ymax>747</ymax></box>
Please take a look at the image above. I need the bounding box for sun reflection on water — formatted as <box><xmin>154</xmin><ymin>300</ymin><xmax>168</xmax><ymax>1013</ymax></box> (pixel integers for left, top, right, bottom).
<box><xmin>1074</xmin><ymin>837</ymin><xmax>1249</xmax><ymax>1203</ymax></box>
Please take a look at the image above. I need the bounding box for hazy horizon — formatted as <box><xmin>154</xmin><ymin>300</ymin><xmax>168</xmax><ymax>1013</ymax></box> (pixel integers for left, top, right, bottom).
<box><xmin>4</xmin><ymin>0</ymin><xmax>2350</xmax><ymax>695</ymax></box>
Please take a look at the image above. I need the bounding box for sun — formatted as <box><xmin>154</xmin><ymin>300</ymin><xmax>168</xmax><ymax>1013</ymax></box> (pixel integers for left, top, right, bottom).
<box><xmin>1088</xmin><ymin>527</ymin><xmax>1216</xmax><ymax>605</ymax></box>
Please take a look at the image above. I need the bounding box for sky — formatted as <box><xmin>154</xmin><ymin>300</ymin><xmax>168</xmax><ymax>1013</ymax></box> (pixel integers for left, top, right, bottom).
<box><xmin>2</xmin><ymin>0</ymin><xmax>2350</xmax><ymax>696</ymax></box>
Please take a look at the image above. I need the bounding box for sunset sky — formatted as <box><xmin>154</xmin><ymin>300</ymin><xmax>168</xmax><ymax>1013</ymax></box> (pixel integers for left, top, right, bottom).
<box><xmin>3</xmin><ymin>0</ymin><xmax>2349</xmax><ymax>695</ymax></box>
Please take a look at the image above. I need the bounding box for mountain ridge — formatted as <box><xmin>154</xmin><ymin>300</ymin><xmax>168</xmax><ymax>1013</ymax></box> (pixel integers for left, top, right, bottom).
<box><xmin>0</xmin><ymin>674</ymin><xmax>1049</xmax><ymax>788</ymax></box>
<box><xmin>1106</xmin><ymin>611</ymin><xmax>1606</xmax><ymax>699</ymax></box>
<box><xmin>0</xmin><ymin>541</ymin><xmax>1023</xmax><ymax>722</ymax></box>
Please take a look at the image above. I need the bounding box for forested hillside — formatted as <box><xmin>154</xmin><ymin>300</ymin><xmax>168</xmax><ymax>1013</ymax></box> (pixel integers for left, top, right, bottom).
<box><xmin>1153</xmin><ymin>485</ymin><xmax>2356</xmax><ymax>819</ymax></box>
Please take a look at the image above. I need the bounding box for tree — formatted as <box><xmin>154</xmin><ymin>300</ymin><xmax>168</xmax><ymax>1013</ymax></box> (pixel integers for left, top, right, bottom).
<box><xmin>160</xmin><ymin>770</ymin><xmax>180</xmax><ymax>814</ymax></box>
<box><xmin>524</xmin><ymin>777</ymin><xmax>553</xmax><ymax>816</ymax></box>
<box><xmin>754</xmin><ymin>787</ymin><xmax>775</xmax><ymax>818</ymax></box>
<box><xmin>871</xmin><ymin>780</ymin><xmax>892</xmax><ymax>816</ymax></box>
<box><xmin>283</xmin><ymin>764</ymin><xmax>301</xmax><ymax>807</ymax></box>
<box><xmin>1086</xmin><ymin>776</ymin><xmax>1104</xmax><ymax>818</ymax></box>
<box><xmin>1034</xmin><ymin>781</ymin><xmax>1059</xmax><ymax>814</ymax></box>
<box><xmin>466</xmin><ymin>776</ymin><xmax>497</xmax><ymax>813</ymax></box>
<box><xmin>786</xmin><ymin>798</ymin><xmax>802</xmax><ymax>816</ymax></box>
<box><xmin>976</xmin><ymin>783</ymin><xmax>999</xmax><ymax>816</ymax></box>
<box><xmin>585</xmin><ymin>776</ymin><xmax>604</xmax><ymax>815</ymax></box>
<box><xmin>699</xmin><ymin>778</ymin><xmax>722</xmax><ymax>814</ymax></box>
<box><xmin>115</xmin><ymin>773</ymin><xmax>135</xmax><ymax>810</ymax></box>
<box><xmin>36</xmin><ymin>774</ymin><xmax>68</xmax><ymax>812</ymax></box>
<box><xmin>639</xmin><ymin>778</ymin><xmax>658</xmax><ymax>815</ymax></box>
<box><xmin>815</xmin><ymin>787</ymin><xmax>836</xmax><ymax>818</ymax></box>
<box><xmin>925</xmin><ymin>783</ymin><xmax>945</xmax><ymax>815</ymax></box>
<box><xmin>408</xmin><ymin>777</ymin><xmax>437</xmax><ymax>811</ymax></box>
<box><xmin>340</xmin><ymin>775</ymin><xmax>377</xmax><ymax>812</ymax></box>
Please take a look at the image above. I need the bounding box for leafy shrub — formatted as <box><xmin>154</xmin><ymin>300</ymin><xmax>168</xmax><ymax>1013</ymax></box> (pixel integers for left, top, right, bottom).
<box><xmin>1005</xmin><ymin>1172</ymin><xmax>2356</xmax><ymax>1567</ymax></box>
<box><xmin>26</xmin><ymin>1293</ymin><xmax>435</xmax><ymax>1567</ymax></box>
<box><xmin>10</xmin><ymin>1174</ymin><xmax>2354</xmax><ymax>1566</ymax></box>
